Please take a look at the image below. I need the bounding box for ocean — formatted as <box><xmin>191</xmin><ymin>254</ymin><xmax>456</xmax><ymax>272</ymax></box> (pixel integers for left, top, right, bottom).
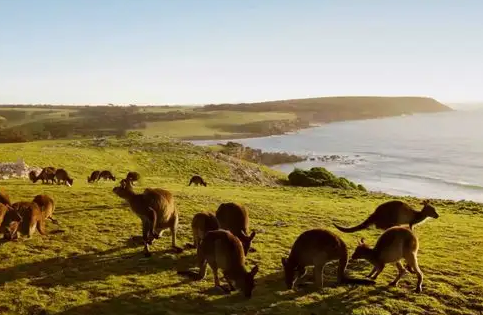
<box><xmin>192</xmin><ymin>109</ymin><xmax>483</xmax><ymax>202</ymax></box>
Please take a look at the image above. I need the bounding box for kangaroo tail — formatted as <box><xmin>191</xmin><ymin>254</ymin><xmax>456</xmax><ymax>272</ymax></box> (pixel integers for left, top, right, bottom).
<box><xmin>333</xmin><ymin>215</ymin><xmax>374</xmax><ymax>233</ymax></box>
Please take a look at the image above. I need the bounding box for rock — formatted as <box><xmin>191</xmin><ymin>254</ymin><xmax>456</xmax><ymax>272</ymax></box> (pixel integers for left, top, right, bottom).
<box><xmin>274</xmin><ymin>220</ymin><xmax>288</xmax><ymax>227</ymax></box>
<box><xmin>0</xmin><ymin>159</ymin><xmax>42</xmax><ymax>180</ymax></box>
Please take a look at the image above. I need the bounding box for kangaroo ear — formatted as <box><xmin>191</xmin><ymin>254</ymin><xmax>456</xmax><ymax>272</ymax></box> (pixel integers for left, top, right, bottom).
<box><xmin>250</xmin><ymin>265</ymin><xmax>259</xmax><ymax>277</ymax></box>
<box><xmin>421</xmin><ymin>199</ymin><xmax>429</xmax><ymax>206</ymax></box>
<box><xmin>249</xmin><ymin>231</ymin><xmax>256</xmax><ymax>241</ymax></box>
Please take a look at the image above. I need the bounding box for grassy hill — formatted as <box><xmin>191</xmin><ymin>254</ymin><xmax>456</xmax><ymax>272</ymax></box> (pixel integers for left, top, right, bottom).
<box><xmin>0</xmin><ymin>96</ymin><xmax>451</xmax><ymax>142</ymax></box>
<box><xmin>0</xmin><ymin>137</ymin><xmax>482</xmax><ymax>315</ymax></box>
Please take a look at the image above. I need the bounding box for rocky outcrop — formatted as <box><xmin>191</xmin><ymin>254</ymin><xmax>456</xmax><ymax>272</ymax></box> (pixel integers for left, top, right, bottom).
<box><xmin>0</xmin><ymin>158</ymin><xmax>42</xmax><ymax>180</ymax></box>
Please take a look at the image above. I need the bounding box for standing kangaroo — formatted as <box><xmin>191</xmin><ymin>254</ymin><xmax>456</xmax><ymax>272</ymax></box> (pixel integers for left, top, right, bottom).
<box><xmin>112</xmin><ymin>179</ymin><xmax>182</xmax><ymax>257</ymax></box>
<box><xmin>350</xmin><ymin>226</ymin><xmax>424</xmax><ymax>293</ymax></box>
<box><xmin>216</xmin><ymin>202</ymin><xmax>256</xmax><ymax>255</ymax></box>
<box><xmin>333</xmin><ymin>200</ymin><xmax>439</xmax><ymax>233</ymax></box>
<box><xmin>282</xmin><ymin>228</ymin><xmax>376</xmax><ymax>289</ymax></box>
<box><xmin>178</xmin><ymin>229</ymin><xmax>259</xmax><ymax>298</ymax></box>
<box><xmin>186</xmin><ymin>212</ymin><xmax>219</xmax><ymax>249</ymax></box>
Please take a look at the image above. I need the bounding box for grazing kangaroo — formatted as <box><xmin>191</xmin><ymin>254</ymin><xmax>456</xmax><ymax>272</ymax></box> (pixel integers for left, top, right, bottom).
<box><xmin>350</xmin><ymin>226</ymin><xmax>424</xmax><ymax>293</ymax></box>
<box><xmin>216</xmin><ymin>202</ymin><xmax>256</xmax><ymax>255</ymax></box>
<box><xmin>0</xmin><ymin>203</ymin><xmax>22</xmax><ymax>239</ymax></box>
<box><xmin>29</xmin><ymin>166</ymin><xmax>57</xmax><ymax>184</ymax></box>
<box><xmin>333</xmin><ymin>200</ymin><xmax>439</xmax><ymax>233</ymax></box>
<box><xmin>32</xmin><ymin>194</ymin><xmax>58</xmax><ymax>224</ymax></box>
<box><xmin>281</xmin><ymin>228</ymin><xmax>376</xmax><ymax>289</ymax></box>
<box><xmin>189</xmin><ymin>175</ymin><xmax>207</xmax><ymax>187</ymax></box>
<box><xmin>87</xmin><ymin>170</ymin><xmax>100</xmax><ymax>183</ymax></box>
<box><xmin>99</xmin><ymin>170</ymin><xmax>116</xmax><ymax>181</ymax></box>
<box><xmin>0</xmin><ymin>189</ymin><xmax>11</xmax><ymax>206</ymax></box>
<box><xmin>186</xmin><ymin>212</ymin><xmax>219</xmax><ymax>249</ymax></box>
<box><xmin>178</xmin><ymin>229</ymin><xmax>259</xmax><ymax>298</ymax></box>
<box><xmin>112</xmin><ymin>179</ymin><xmax>182</xmax><ymax>257</ymax></box>
<box><xmin>55</xmin><ymin>169</ymin><xmax>74</xmax><ymax>186</ymax></box>
<box><xmin>10</xmin><ymin>201</ymin><xmax>47</xmax><ymax>238</ymax></box>
<box><xmin>125</xmin><ymin>171</ymin><xmax>140</xmax><ymax>185</ymax></box>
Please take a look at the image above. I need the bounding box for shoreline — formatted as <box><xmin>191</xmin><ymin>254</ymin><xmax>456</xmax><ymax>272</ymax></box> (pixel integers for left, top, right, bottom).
<box><xmin>181</xmin><ymin>111</ymin><xmax>450</xmax><ymax>142</ymax></box>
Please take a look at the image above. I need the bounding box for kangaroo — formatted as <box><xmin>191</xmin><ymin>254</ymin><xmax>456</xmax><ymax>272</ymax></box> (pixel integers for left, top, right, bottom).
<box><xmin>189</xmin><ymin>175</ymin><xmax>207</xmax><ymax>187</ymax></box>
<box><xmin>215</xmin><ymin>202</ymin><xmax>256</xmax><ymax>255</ymax></box>
<box><xmin>87</xmin><ymin>170</ymin><xmax>100</xmax><ymax>183</ymax></box>
<box><xmin>178</xmin><ymin>229</ymin><xmax>259</xmax><ymax>298</ymax></box>
<box><xmin>55</xmin><ymin>169</ymin><xmax>74</xmax><ymax>186</ymax></box>
<box><xmin>185</xmin><ymin>212</ymin><xmax>219</xmax><ymax>249</ymax></box>
<box><xmin>99</xmin><ymin>170</ymin><xmax>116</xmax><ymax>181</ymax></box>
<box><xmin>0</xmin><ymin>189</ymin><xmax>11</xmax><ymax>206</ymax></box>
<box><xmin>0</xmin><ymin>203</ymin><xmax>22</xmax><ymax>240</ymax></box>
<box><xmin>32</xmin><ymin>194</ymin><xmax>58</xmax><ymax>225</ymax></box>
<box><xmin>281</xmin><ymin>228</ymin><xmax>376</xmax><ymax>289</ymax></box>
<box><xmin>10</xmin><ymin>201</ymin><xmax>47</xmax><ymax>238</ymax></box>
<box><xmin>333</xmin><ymin>200</ymin><xmax>439</xmax><ymax>233</ymax></box>
<box><xmin>112</xmin><ymin>179</ymin><xmax>182</xmax><ymax>257</ymax></box>
<box><xmin>29</xmin><ymin>167</ymin><xmax>56</xmax><ymax>184</ymax></box>
<box><xmin>350</xmin><ymin>226</ymin><xmax>424</xmax><ymax>293</ymax></box>
<box><xmin>125</xmin><ymin>171</ymin><xmax>140</xmax><ymax>185</ymax></box>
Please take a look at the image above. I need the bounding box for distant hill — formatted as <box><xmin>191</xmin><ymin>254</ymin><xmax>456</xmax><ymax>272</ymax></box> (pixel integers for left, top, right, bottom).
<box><xmin>0</xmin><ymin>96</ymin><xmax>452</xmax><ymax>142</ymax></box>
<box><xmin>199</xmin><ymin>96</ymin><xmax>452</xmax><ymax>122</ymax></box>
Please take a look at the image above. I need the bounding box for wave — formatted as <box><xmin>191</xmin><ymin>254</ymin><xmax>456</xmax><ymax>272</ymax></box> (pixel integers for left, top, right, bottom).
<box><xmin>390</xmin><ymin>172</ymin><xmax>483</xmax><ymax>191</ymax></box>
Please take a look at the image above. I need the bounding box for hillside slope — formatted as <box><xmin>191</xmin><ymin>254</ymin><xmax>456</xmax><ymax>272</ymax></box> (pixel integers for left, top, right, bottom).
<box><xmin>0</xmin><ymin>96</ymin><xmax>451</xmax><ymax>141</ymax></box>
<box><xmin>0</xmin><ymin>138</ymin><xmax>482</xmax><ymax>315</ymax></box>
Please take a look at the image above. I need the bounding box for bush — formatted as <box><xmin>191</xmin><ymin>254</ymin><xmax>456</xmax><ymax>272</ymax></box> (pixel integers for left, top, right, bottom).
<box><xmin>287</xmin><ymin>167</ymin><xmax>366</xmax><ymax>191</ymax></box>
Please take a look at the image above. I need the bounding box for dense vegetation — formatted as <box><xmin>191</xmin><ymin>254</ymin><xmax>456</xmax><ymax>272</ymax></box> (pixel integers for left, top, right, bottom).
<box><xmin>0</xmin><ymin>96</ymin><xmax>451</xmax><ymax>143</ymax></box>
<box><xmin>288</xmin><ymin>167</ymin><xmax>366</xmax><ymax>191</ymax></box>
<box><xmin>0</xmin><ymin>137</ymin><xmax>482</xmax><ymax>315</ymax></box>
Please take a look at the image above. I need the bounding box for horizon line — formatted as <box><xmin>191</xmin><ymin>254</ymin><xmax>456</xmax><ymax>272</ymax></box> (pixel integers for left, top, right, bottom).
<box><xmin>1</xmin><ymin>95</ymin><xmax>481</xmax><ymax>107</ymax></box>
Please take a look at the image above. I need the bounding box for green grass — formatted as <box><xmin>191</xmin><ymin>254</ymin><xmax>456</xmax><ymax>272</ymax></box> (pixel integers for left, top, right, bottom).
<box><xmin>139</xmin><ymin>111</ymin><xmax>296</xmax><ymax>139</ymax></box>
<box><xmin>0</xmin><ymin>138</ymin><xmax>482</xmax><ymax>315</ymax></box>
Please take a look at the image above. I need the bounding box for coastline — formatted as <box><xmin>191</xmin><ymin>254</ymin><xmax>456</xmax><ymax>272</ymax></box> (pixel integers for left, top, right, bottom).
<box><xmin>188</xmin><ymin>110</ymin><xmax>483</xmax><ymax>203</ymax></box>
<box><xmin>181</xmin><ymin>111</ymin><xmax>450</xmax><ymax>142</ymax></box>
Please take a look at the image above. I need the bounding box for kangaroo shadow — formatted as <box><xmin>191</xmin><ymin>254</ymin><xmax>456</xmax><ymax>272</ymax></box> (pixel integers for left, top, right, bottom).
<box><xmin>55</xmin><ymin>266</ymin><xmax>380</xmax><ymax>315</ymax></box>
<box><xmin>55</xmin><ymin>204</ymin><xmax>117</xmax><ymax>215</ymax></box>
<box><xmin>0</xmin><ymin>245</ymin><xmax>195</xmax><ymax>288</ymax></box>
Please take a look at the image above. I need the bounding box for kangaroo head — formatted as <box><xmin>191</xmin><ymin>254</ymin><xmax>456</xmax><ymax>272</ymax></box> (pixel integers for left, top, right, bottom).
<box><xmin>240</xmin><ymin>231</ymin><xmax>256</xmax><ymax>255</ymax></box>
<box><xmin>29</xmin><ymin>171</ymin><xmax>37</xmax><ymax>182</ymax></box>
<box><xmin>281</xmin><ymin>257</ymin><xmax>296</xmax><ymax>289</ymax></box>
<box><xmin>421</xmin><ymin>201</ymin><xmax>439</xmax><ymax>219</ymax></box>
<box><xmin>238</xmin><ymin>265</ymin><xmax>259</xmax><ymax>298</ymax></box>
<box><xmin>351</xmin><ymin>238</ymin><xmax>372</xmax><ymax>260</ymax></box>
<box><xmin>113</xmin><ymin>179</ymin><xmax>133</xmax><ymax>198</ymax></box>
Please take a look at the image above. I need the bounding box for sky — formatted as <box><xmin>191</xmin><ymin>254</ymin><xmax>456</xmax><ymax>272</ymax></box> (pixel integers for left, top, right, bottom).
<box><xmin>0</xmin><ymin>0</ymin><xmax>482</xmax><ymax>105</ymax></box>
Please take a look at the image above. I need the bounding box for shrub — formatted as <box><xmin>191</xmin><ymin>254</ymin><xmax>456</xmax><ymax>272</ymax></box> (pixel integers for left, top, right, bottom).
<box><xmin>287</xmin><ymin>167</ymin><xmax>366</xmax><ymax>191</ymax></box>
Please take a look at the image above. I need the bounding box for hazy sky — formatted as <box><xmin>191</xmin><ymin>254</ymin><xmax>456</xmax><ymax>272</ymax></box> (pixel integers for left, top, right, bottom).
<box><xmin>1</xmin><ymin>0</ymin><xmax>482</xmax><ymax>105</ymax></box>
